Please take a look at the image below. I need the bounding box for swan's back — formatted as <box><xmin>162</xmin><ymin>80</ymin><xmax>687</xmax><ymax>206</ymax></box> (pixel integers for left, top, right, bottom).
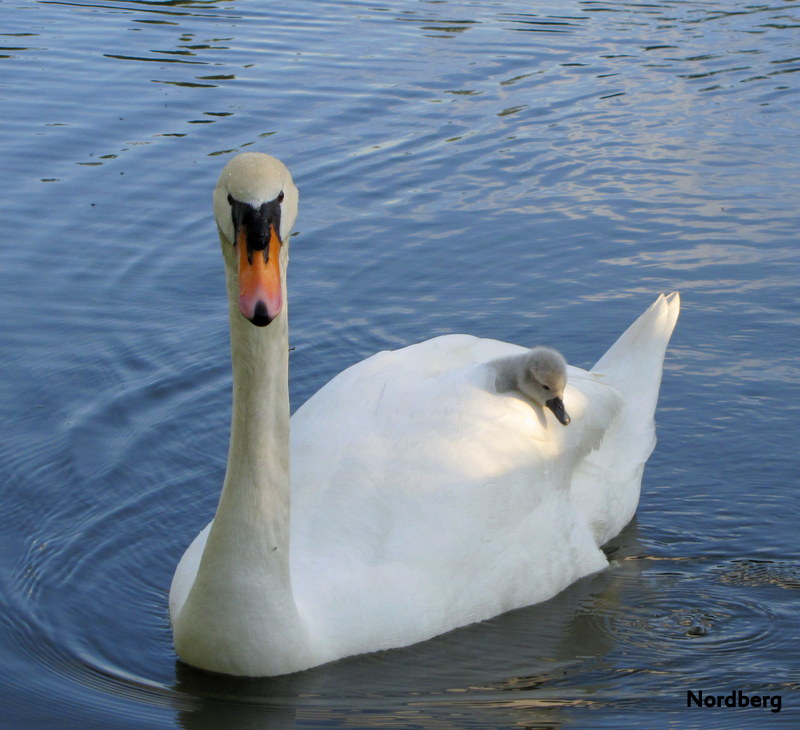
<box><xmin>287</xmin><ymin>335</ymin><xmax>626</xmax><ymax>660</ymax></box>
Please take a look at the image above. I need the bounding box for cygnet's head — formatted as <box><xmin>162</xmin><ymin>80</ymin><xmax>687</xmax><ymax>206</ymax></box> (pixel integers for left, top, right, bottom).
<box><xmin>496</xmin><ymin>346</ymin><xmax>571</xmax><ymax>426</ymax></box>
<box><xmin>518</xmin><ymin>346</ymin><xmax>570</xmax><ymax>425</ymax></box>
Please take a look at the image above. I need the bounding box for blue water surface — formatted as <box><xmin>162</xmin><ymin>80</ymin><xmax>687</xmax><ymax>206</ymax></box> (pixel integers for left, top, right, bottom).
<box><xmin>1</xmin><ymin>0</ymin><xmax>798</xmax><ymax>727</ymax></box>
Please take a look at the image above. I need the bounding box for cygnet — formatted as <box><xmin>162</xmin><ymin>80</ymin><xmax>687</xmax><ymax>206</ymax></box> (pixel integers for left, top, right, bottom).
<box><xmin>491</xmin><ymin>346</ymin><xmax>571</xmax><ymax>425</ymax></box>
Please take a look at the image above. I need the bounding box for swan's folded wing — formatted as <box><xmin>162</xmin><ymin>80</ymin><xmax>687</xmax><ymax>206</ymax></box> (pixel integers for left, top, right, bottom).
<box><xmin>288</xmin><ymin>339</ymin><xmax>611</xmax><ymax>654</ymax></box>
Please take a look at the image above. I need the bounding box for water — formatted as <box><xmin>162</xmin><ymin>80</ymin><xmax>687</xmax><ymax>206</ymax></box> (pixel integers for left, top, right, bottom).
<box><xmin>1</xmin><ymin>0</ymin><xmax>798</xmax><ymax>726</ymax></box>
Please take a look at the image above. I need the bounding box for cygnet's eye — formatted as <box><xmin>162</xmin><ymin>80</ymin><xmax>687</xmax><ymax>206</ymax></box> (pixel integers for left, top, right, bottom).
<box><xmin>542</xmin><ymin>384</ymin><xmax>550</xmax><ymax>391</ymax></box>
<box><xmin>277</xmin><ymin>191</ymin><xmax>285</xmax><ymax>203</ymax></box>
<box><xmin>227</xmin><ymin>194</ymin><xmax>234</xmax><ymax>206</ymax></box>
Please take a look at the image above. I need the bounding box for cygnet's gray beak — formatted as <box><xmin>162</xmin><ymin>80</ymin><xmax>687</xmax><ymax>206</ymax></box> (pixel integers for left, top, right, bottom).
<box><xmin>545</xmin><ymin>397</ymin><xmax>571</xmax><ymax>426</ymax></box>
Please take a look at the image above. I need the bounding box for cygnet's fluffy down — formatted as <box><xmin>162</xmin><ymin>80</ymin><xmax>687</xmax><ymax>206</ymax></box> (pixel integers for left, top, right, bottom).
<box><xmin>491</xmin><ymin>346</ymin><xmax>571</xmax><ymax>425</ymax></box>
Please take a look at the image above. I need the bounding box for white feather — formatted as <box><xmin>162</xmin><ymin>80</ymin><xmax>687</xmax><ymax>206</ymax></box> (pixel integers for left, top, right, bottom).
<box><xmin>169</xmin><ymin>153</ymin><xmax>680</xmax><ymax>676</ymax></box>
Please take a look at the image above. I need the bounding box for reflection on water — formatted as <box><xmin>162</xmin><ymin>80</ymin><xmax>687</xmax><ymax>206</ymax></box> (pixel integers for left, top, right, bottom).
<box><xmin>1</xmin><ymin>0</ymin><xmax>799</xmax><ymax>727</ymax></box>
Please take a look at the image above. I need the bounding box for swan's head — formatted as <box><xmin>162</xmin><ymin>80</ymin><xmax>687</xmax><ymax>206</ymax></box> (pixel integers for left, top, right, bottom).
<box><xmin>517</xmin><ymin>346</ymin><xmax>571</xmax><ymax>426</ymax></box>
<box><xmin>213</xmin><ymin>153</ymin><xmax>299</xmax><ymax>327</ymax></box>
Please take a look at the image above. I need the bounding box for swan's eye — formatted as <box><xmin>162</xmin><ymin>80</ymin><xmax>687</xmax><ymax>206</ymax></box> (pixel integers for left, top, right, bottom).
<box><xmin>277</xmin><ymin>191</ymin><xmax>285</xmax><ymax>203</ymax></box>
<box><xmin>227</xmin><ymin>194</ymin><xmax>234</xmax><ymax>206</ymax></box>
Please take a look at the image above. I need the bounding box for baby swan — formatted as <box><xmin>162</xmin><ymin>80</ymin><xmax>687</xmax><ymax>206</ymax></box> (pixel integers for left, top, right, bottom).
<box><xmin>491</xmin><ymin>346</ymin><xmax>571</xmax><ymax>426</ymax></box>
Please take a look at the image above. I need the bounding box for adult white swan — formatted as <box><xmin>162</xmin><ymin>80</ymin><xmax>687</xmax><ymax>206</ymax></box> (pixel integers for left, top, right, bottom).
<box><xmin>169</xmin><ymin>152</ymin><xmax>680</xmax><ymax>677</ymax></box>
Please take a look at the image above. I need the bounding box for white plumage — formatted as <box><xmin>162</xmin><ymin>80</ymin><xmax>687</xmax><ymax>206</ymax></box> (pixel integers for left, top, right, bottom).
<box><xmin>169</xmin><ymin>152</ymin><xmax>680</xmax><ymax>676</ymax></box>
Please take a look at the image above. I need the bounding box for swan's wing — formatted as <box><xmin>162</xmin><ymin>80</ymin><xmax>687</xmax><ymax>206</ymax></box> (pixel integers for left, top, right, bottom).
<box><xmin>169</xmin><ymin>522</ymin><xmax>211</xmax><ymax>621</ymax></box>
<box><xmin>561</xmin><ymin>370</ymin><xmax>630</xmax><ymax>544</ymax></box>
<box><xmin>288</xmin><ymin>336</ymin><xmax>612</xmax><ymax>653</ymax></box>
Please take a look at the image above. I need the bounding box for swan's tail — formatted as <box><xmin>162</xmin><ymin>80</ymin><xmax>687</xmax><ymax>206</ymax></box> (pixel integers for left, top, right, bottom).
<box><xmin>574</xmin><ymin>292</ymin><xmax>679</xmax><ymax>546</ymax></box>
<box><xmin>592</xmin><ymin>292</ymin><xmax>680</xmax><ymax>410</ymax></box>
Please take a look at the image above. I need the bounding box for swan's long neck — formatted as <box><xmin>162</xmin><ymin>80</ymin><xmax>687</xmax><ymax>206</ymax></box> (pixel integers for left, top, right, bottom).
<box><xmin>172</xmin><ymin>265</ymin><xmax>311</xmax><ymax>676</ymax></box>
<box><xmin>221</xmin><ymin>299</ymin><xmax>291</xmax><ymax>561</ymax></box>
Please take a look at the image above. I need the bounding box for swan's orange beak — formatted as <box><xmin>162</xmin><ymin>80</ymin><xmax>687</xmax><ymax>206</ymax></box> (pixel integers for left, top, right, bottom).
<box><xmin>236</xmin><ymin>224</ymin><xmax>282</xmax><ymax>326</ymax></box>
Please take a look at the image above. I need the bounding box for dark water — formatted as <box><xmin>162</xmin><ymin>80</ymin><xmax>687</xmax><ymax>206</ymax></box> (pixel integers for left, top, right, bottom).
<box><xmin>1</xmin><ymin>0</ymin><xmax>798</xmax><ymax>727</ymax></box>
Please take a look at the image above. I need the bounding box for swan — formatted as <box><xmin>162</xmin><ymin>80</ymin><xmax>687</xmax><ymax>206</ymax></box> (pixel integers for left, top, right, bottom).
<box><xmin>169</xmin><ymin>152</ymin><xmax>680</xmax><ymax>677</ymax></box>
